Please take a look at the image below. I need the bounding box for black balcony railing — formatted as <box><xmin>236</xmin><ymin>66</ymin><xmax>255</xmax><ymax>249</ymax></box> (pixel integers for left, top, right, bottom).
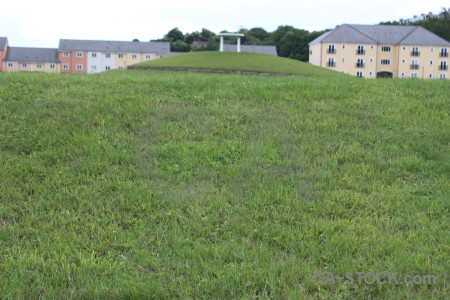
<box><xmin>439</xmin><ymin>52</ymin><xmax>448</xmax><ymax>57</ymax></box>
<box><xmin>439</xmin><ymin>65</ymin><xmax>448</xmax><ymax>70</ymax></box>
<box><xmin>356</xmin><ymin>50</ymin><xmax>365</xmax><ymax>55</ymax></box>
<box><xmin>356</xmin><ymin>63</ymin><xmax>365</xmax><ymax>68</ymax></box>
<box><xmin>410</xmin><ymin>64</ymin><xmax>419</xmax><ymax>70</ymax></box>
<box><xmin>327</xmin><ymin>62</ymin><xmax>336</xmax><ymax>67</ymax></box>
<box><xmin>327</xmin><ymin>49</ymin><xmax>336</xmax><ymax>54</ymax></box>
<box><xmin>411</xmin><ymin>51</ymin><xmax>420</xmax><ymax>56</ymax></box>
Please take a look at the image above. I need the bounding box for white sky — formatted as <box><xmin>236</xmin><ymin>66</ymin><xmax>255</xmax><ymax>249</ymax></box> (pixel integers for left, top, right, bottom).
<box><xmin>1</xmin><ymin>0</ymin><xmax>448</xmax><ymax>48</ymax></box>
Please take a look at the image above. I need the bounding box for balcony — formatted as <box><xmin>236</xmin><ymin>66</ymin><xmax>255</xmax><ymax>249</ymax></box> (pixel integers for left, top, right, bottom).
<box><xmin>327</xmin><ymin>62</ymin><xmax>336</xmax><ymax>67</ymax></box>
<box><xmin>411</xmin><ymin>51</ymin><xmax>420</xmax><ymax>56</ymax></box>
<box><xmin>410</xmin><ymin>64</ymin><xmax>419</xmax><ymax>70</ymax></box>
<box><xmin>356</xmin><ymin>50</ymin><xmax>365</xmax><ymax>55</ymax></box>
<box><xmin>327</xmin><ymin>49</ymin><xmax>336</xmax><ymax>54</ymax></box>
<box><xmin>356</xmin><ymin>63</ymin><xmax>365</xmax><ymax>68</ymax></box>
<box><xmin>439</xmin><ymin>65</ymin><xmax>448</xmax><ymax>70</ymax></box>
<box><xmin>439</xmin><ymin>52</ymin><xmax>448</xmax><ymax>57</ymax></box>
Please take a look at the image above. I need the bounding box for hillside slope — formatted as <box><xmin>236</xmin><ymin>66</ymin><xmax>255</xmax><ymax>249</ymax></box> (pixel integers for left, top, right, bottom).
<box><xmin>130</xmin><ymin>51</ymin><xmax>339</xmax><ymax>76</ymax></box>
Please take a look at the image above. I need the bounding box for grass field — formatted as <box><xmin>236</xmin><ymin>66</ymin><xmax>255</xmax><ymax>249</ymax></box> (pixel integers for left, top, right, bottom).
<box><xmin>0</xmin><ymin>70</ymin><xmax>449</xmax><ymax>298</ymax></box>
<box><xmin>130</xmin><ymin>51</ymin><xmax>339</xmax><ymax>76</ymax></box>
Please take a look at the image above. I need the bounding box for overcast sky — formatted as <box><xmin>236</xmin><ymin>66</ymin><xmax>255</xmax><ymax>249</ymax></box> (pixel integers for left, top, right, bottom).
<box><xmin>1</xmin><ymin>0</ymin><xmax>448</xmax><ymax>48</ymax></box>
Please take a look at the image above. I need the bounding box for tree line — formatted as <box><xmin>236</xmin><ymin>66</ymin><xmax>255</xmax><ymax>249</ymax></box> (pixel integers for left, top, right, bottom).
<box><xmin>135</xmin><ymin>9</ymin><xmax>449</xmax><ymax>62</ymax></box>
<box><xmin>149</xmin><ymin>26</ymin><xmax>327</xmax><ymax>62</ymax></box>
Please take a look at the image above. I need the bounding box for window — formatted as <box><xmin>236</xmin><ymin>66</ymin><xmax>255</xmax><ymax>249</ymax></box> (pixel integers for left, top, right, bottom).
<box><xmin>410</xmin><ymin>60</ymin><xmax>419</xmax><ymax>69</ymax></box>
<box><xmin>430</xmin><ymin>60</ymin><xmax>433</xmax><ymax>65</ymax></box>
<box><xmin>402</xmin><ymin>59</ymin><xmax>406</xmax><ymax>63</ymax></box>
<box><xmin>356</xmin><ymin>58</ymin><xmax>364</xmax><ymax>68</ymax></box>
<box><xmin>428</xmin><ymin>73</ymin><xmax>433</xmax><ymax>78</ymax></box>
<box><xmin>381</xmin><ymin>46</ymin><xmax>391</xmax><ymax>52</ymax></box>
<box><xmin>92</xmin><ymin>53</ymin><xmax>97</xmax><ymax>58</ymax></box>
<box><xmin>105</xmin><ymin>66</ymin><xmax>111</xmax><ymax>70</ymax></box>
<box><xmin>37</xmin><ymin>64</ymin><xmax>42</xmax><ymax>69</ymax></box>
<box><xmin>146</xmin><ymin>55</ymin><xmax>151</xmax><ymax>59</ymax></box>
<box><xmin>369</xmin><ymin>72</ymin><xmax>373</xmax><ymax>76</ymax></box>
<box><xmin>356</xmin><ymin>71</ymin><xmax>363</xmax><ymax>78</ymax></box>
<box><xmin>401</xmin><ymin>72</ymin><xmax>405</xmax><ymax>77</ymax></box>
<box><xmin>327</xmin><ymin>45</ymin><xmax>336</xmax><ymax>54</ymax></box>
<box><xmin>118</xmin><ymin>54</ymin><xmax>124</xmax><ymax>59</ymax></box>
<box><xmin>341</xmin><ymin>57</ymin><xmax>345</xmax><ymax>63</ymax></box>
<box><xmin>439</xmin><ymin>73</ymin><xmax>446</xmax><ymax>79</ymax></box>
<box><xmin>159</xmin><ymin>55</ymin><xmax>164</xmax><ymax>58</ymax></box>
<box><xmin>92</xmin><ymin>65</ymin><xmax>97</xmax><ymax>70</ymax></box>
<box><xmin>440</xmin><ymin>48</ymin><xmax>448</xmax><ymax>57</ymax></box>
<box><xmin>76</xmin><ymin>52</ymin><xmax>83</xmax><ymax>57</ymax></box>
<box><xmin>342</xmin><ymin>45</ymin><xmax>346</xmax><ymax>49</ymax></box>
<box><xmin>7</xmin><ymin>62</ymin><xmax>13</xmax><ymax>68</ymax></box>
<box><xmin>327</xmin><ymin>58</ymin><xmax>335</xmax><ymax>67</ymax></box>
<box><xmin>410</xmin><ymin>73</ymin><xmax>418</xmax><ymax>78</ymax></box>
<box><xmin>22</xmin><ymin>63</ymin><xmax>27</xmax><ymax>68</ymax></box>
<box><xmin>370</xmin><ymin>45</ymin><xmax>374</xmax><ymax>49</ymax></box>
<box><xmin>63</xmin><ymin>64</ymin><xmax>69</xmax><ymax>70</ymax></box>
<box><xmin>439</xmin><ymin>61</ymin><xmax>448</xmax><ymax>70</ymax></box>
<box><xmin>430</xmin><ymin>48</ymin><xmax>434</xmax><ymax>52</ymax></box>
<box><xmin>105</xmin><ymin>53</ymin><xmax>111</xmax><ymax>58</ymax></box>
<box><xmin>63</xmin><ymin>52</ymin><xmax>69</xmax><ymax>57</ymax></box>
<box><xmin>370</xmin><ymin>58</ymin><xmax>373</xmax><ymax>62</ymax></box>
<box><xmin>402</xmin><ymin>46</ymin><xmax>406</xmax><ymax>50</ymax></box>
<box><xmin>380</xmin><ymin>59</ymin><xmax>390</xmax><ymax>65</ymax></box>
<box><xmin>50</xmin><ymin>64</ymin><xmax>55</xmax><ymax>69</ymax></box>
<box><xmin>357</xmin><ymin>45</ymin><xmax>365</xmax><ymax>55</ymax></box>
<box><xmin>118</xmin><ymin>66</ymin><xmax>124</xmax><ymax>69</ymax></box>
<box><xmin>411</xmin><ymin>47</ymin><xmax>420</xmax><ymax>56</ymax></box>
<box><xmin>132</xmin><ymin>54</ymin><xmax>137</xmax><ymax>59</ymax></box>
<box><xmin>76</xmin><ymin>64</ymin><xmax>83</xmax><ymax>70</ymax></box>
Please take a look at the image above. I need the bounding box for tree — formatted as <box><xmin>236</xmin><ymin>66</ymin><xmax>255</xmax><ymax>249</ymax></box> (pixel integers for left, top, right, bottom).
<box><xmin>132</xmin><ymin>38</ymin><xmax>140</xmax><ymax>42</ymax></box>
<box><xmin>171</xmin><ymin>40</ymin><xmax>191</xmax><ymax>52</ymax></box>
<box><xmin>165</xmin><ymin>27</ymin><xmax>185</xmax><ymax>42</ymax></box>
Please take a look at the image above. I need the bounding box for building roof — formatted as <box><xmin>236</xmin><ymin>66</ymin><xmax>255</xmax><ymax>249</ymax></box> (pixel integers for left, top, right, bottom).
<box><xmin>4</xmin><ymin>47</ymin><xmax>59</xmax><ymax>63</ymax></box>
<box><xmin>309</xmin><ymin>24</ymin><xmax>450</xmax><ymax>46</ymax></box>
<box><xmin>0</xmin><ymin>37</ymin><xmax>7</xmax><ymax>49</ymax></box>
<box><xmin>59</xmin><ymin>39</ymin><xmax>170</xmax><ymax>53</ymax></box>
<box><xmin>223</xmin><ymin>44</ymin><xmax>278</xmax><ymax>56</ymax></box>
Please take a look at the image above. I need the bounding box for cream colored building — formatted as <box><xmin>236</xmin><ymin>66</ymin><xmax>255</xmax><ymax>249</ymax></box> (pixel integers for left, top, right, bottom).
<box><xmin>309</xmin><ymin>24</ymin><xmax>449</xmax><ymax>79</ymax></box>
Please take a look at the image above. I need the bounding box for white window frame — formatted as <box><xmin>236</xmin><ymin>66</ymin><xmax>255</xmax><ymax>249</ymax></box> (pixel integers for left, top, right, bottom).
<box><xmin>50</xmin><ymin>64</ymin><xmax>55</xmax><ymax>69</ymax></box>
<box><xmin>7</xmin><ymin>62</ymin><xmax>13</xmax><ymax>68</ymax></box>
<box><xmin>63</xmin><ymin>52</ymin><xmax>69</xmax><ymax>57</ymax></box>
<box><xmin>105</xmin><ymin>53</ymin><xmax>111</xmax><ymax>58</ymax></box>
<box><xmin>356</xmin><ymin>71</ymin><xmax>363</xmax><ymax>78</ymax></box>
<box><xmin>380</xmin><ymin>59</ymin><xmax>390</xmax><ymax>65</ymax></box>
<box><xmin>131</xmin><ymin>54</ymin><xmax>137</xmax><ymax>59</ymax></box>
<box><xmin>410</xmin><ymin>73</ymin><xmax>418</xmax><ymax>78</ymax></box>
<box><xmin>63</xmin><ymin>64</ymin><xmax>69</xmax><ymax>70</ymax></box>
<box><xmin>118</xmin><ymin>54</ymin><xmax>124</xmax><ymax>59</ymax></box>
<box><xmin>22</xmin><ymin>63</ymin><xmax>27</xmax><ymax>68</ymax></box>
<box><xmin>381</xmin><ymin>46</ymin><xmax>391</xmax><ymax>52</ymax></box>
<box><xmin>76</xmin><ymin>52</ymin><xmax>83</xmax><ymax>57</ymax></box>
<box><xmin>36</xmin><ymin>64</ymin><xmax>42</xmax><ymax>69</ymax></box>
<box><xmin>92</xmin><ymin>53</ymin><xmax>97</xmax><ymax>58</ymax></box>
<box><xmin>146</xmin><ymin>55</ymin><xmax>151</xmax><ymax>59</ymax></box>
<box><xmin>105</xmin><ymin>66</ymin><xmax>111</xmax><ymax>70</ymax></box>
<box><xmin>76</xmin><ymin>64</ymin><xmax>83</xmax><ymax>70</ymax></box>
<box><xmin>439</xmin><ymin>73</ymin><xmax>446</xmax><ymax>79</ymax></box>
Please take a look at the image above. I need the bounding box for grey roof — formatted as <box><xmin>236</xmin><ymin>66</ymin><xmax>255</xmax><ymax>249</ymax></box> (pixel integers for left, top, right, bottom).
<box><xmin>309</xmin><ymin>24</ymin><xmax>450</xmax><ymax>46</ymax></box>
<box><xmin>59</xmin><ymin>39</ymin><xmax>170</xmax><ymax>53</ymax></box>
<box><xmin>223</xmin><ymin>44</ymin><xmax>278</xmax><ymax>56</ymax></box>
<box><xmin>0</xmin><ymin>37</ymin><xmax>7</xmax><ymax>49</ymax></box>
<box><xmin>4</xmin><ymin>47</ymin><xmax>59</xmax><ymax>63</ymax></box>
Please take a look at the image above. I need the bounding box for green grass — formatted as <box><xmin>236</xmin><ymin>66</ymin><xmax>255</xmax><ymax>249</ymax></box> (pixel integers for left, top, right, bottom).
<box><xmin>130</xmin><ymin>51</ymin><xmax>339</xmax><ymax>76</ymax></box>
<box><xmin>0</xmin><ymin>70</ymin><xmax>448</xmax><ymax>299</ymax></box>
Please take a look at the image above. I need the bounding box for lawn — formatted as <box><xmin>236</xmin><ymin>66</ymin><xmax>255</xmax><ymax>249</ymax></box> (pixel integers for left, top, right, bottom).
<box><xmin>0</xmin><ymin>70</ymin><xmax>448</xmax><ymax>298</ymax></box>
<box><xmin>130</xmin><ymin>51</ymin><xmax>339</xmax><ymax>76</ymax></box>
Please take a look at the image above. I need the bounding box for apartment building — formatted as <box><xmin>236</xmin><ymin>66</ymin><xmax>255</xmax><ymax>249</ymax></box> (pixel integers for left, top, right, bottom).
<box><xmin>58</xmin><ymin>39</ymin><xmax>171</xmax><ymax>74</ymax></box>
<box><xmin>309</xmin><ymin>24</ymin><xmax>450</xmax><ymax>79</ymax></box>
<box><xmin>3</xmin><ymin>47</ymin><xmax>60</xmax><ymax>72</ymax></box>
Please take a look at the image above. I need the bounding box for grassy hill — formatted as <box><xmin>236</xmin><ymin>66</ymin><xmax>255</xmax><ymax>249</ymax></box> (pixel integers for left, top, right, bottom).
<box><xmin>130</xmin><ymin>51</ymin><xmax>339</xmax><ymax>76</ymax></box>
<box><xmin>0</xmin><ymin>71</ymin><xmax>448</xmax><ymax>298</ymax></box>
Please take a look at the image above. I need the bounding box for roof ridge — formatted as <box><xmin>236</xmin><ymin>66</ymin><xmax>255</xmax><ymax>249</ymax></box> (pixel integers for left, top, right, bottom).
<box><xmin>346</xmin><ymin>24</ymin><xmax>378</xmax><ymax>43</ymax></box>
<box><xmin>397</xmin><ymin>26</ymin><xmax>420</xmax><ymax>44</ymax></box>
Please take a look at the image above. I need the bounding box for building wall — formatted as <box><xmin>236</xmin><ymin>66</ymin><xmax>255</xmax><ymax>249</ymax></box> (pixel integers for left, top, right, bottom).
<box><xmin>4</xmin><ymin>62</ymin><xmax>60</xmax><ymax>72</ymax></box>
<box><xmin>59</xmin><ymin>51</ymin><xmax>87</xmax><ymax>73</ymax></box>
<box><xmin>0</xmin><ymin>40</ymin><xmax>8</xmax><ymax>71</ymax></box>
<box><xmin>397</xmin><ymin>45</ymin><xmax>449</xmax><ymax>79</ymax></box>
<box><xmin>311</xmin><ymin>42</ymin><xmax>449</xmax><ymax>79</ymax></box>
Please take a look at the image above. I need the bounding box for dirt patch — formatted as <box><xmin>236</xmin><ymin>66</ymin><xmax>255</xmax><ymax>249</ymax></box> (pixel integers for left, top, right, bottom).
<box><xmin>127</xmin><ymin>66</ymin><xmax>293</xmax><ymax>77</ymax></box>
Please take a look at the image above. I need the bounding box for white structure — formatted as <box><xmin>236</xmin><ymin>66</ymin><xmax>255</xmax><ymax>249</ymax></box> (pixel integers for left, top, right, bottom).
<box><xmin>218</xmin><ymin>33</ymin><xmax>245</xmax><ymax>52</ymax></box>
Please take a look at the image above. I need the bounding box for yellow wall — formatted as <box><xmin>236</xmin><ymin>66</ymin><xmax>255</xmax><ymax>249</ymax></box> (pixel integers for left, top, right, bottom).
<box><xmin>30</xmin><ymin>62</ymin><xmax>60</xmax><ymax>73</ymax></box>
<box><xmin>310</xmin><ymin>42</ymin><xmax>449</xmax><ymax>79</ymax></box>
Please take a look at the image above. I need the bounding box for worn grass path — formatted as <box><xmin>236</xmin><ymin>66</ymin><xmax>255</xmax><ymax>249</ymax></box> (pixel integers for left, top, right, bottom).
<box><xmin>0</xmin><ymin>71</ymin><xmax>448</xmax><ymax>298</ymax></box>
